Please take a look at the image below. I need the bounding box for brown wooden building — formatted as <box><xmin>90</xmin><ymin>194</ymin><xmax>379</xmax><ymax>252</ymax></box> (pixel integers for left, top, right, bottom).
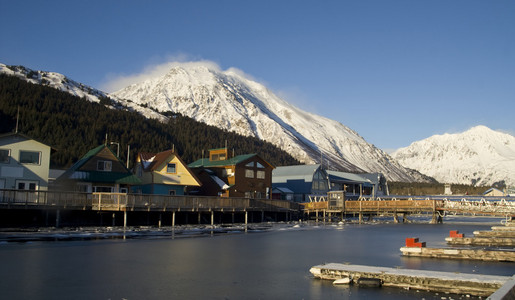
<box><xmin>188</xmin><ymin>148</ymin><xmax>274</xmax><ymax>198</ymax></box>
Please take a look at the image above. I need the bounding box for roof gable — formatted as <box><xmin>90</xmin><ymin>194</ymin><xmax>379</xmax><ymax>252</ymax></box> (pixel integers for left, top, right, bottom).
<box><xmin>137</xmin><ymin>150</ymin><xmax>202</xmax><ymax>186</ymax></box>
<box><xmin>272</xmin><ymin>164</ymin><xmax>321</xmax><ymax>183</ymax></box>
<box><xmin>57</xmin><ymin>145</ymin><xmax>141</xmax><ymax>185</ymax></box>
<box><xmin>327</xmin><ymin>170</ymin><xmax>371</xmax><ymax>184</ymax></box>
<box><xmin>189</xmin><ymin>153</ymin><xmax>266</xmax><ymax>168</ymax></box>
<box><xmin>0</xmin><ymin>132</ymin><xmax>53</xmax><ymax>149</ymax></box>
<box><xmin>138</xmin><ymin>150</ymin><xmax>175</xmax><ymax>171</ymax></box>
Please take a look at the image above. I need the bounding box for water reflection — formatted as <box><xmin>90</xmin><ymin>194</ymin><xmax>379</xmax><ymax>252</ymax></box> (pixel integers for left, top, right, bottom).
<box><xmin>0</xmin><ymin>219</ymin><xmax>511</xmax><ymax>299</ymax></box>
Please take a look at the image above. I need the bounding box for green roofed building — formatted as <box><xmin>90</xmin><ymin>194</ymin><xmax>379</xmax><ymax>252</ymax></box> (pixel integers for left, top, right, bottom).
<box><xmin>55</xmin><ymin>144</ymin><xmax>141</xmax><ymax>193</ymax></box>
<box><xmin>188</xmin><ymin>148</ymin><xmax>274</xmax><ymax>198</ymax></box>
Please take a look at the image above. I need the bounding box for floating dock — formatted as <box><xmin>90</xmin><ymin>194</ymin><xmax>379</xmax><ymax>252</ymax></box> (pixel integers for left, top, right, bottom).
<box><xmin>446</xmin><ymin>236</ymin><xmax>515</xmax><ymax>247</ymax></box>
<box><xmin>400</xmin><ymin>246</ymin><xmax>515</xmax><ymax>262</ymax></box>
<box><xmin>474</xmin><ymin>230</ymin><xmax>515</xmax><ymax>238</ymax></box>
<box><xmin>401</xmin><ymin>236</ymin><xmax>515</xmax><ymax>262</ymax></box>
<box><xmin>309</xmin><ymin>263</ymin><xmax>511</xmax><ymax>297</ymax></box>
<box><xmin>445</xmin><ymin>230</ymin><xmax>515</xmax><ymax>247</ymax></box>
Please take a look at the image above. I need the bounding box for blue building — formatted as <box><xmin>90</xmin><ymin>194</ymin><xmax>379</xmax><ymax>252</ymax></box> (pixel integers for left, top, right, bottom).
<box><xmin>272</xmin><ymin>164</ymin><xmax>329</xmax><ymax>203</ymax></box>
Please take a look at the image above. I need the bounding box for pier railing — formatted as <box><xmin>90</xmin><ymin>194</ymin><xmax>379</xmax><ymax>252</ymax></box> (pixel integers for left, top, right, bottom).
<box><xmin>0</xmin><ymin>189</ymin><xmax>300</xmax><ymax>212</ymax></box>
<box><xmin>302</xmin><ymin>196</ymin><xmax>515</xmax><ymax>217</ymax></box>
<box><xmin>1</xmin><ymin>189</ymin><xmax>513</xmax><ymax>216</ymax></box>
<box><xmin>344</xmin><ymin>199</ymin><xmax>438</xmax><ymax>213</ymax></box>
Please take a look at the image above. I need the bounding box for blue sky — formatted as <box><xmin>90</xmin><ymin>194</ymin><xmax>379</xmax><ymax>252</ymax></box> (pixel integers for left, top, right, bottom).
<box><xmin>1</xmin><ymin>0</ymin><xmax>514</xmax><ymax>151</ymax></box>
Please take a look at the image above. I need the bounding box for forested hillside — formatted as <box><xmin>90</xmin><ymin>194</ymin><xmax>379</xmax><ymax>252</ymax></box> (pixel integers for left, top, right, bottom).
<box><xmin>0</xmin><ymin>75</ymin><xmax>299</xmax><ymax>168</ymax></box>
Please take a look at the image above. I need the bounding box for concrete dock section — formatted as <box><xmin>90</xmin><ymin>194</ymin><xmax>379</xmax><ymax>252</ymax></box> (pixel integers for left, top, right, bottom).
<box><xmin>310</xmin><ymin>263</ymin><xmax>511</xmax><ymax>297</ymax></box>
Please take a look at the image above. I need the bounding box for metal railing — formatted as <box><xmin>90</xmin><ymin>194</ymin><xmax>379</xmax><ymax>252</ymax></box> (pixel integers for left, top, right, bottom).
<box><xmin>300</xmin><ymin>196</ymin><xmax>515</xmax><ymax>216</ymax></box>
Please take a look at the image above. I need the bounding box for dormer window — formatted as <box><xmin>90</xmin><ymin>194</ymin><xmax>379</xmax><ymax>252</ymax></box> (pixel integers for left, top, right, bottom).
<box><xmin>209</xmin><ymin>148</ymin><xmax>228</xmax><ymax>161</ymax></box>
<box><xmin>167</xmin><ymin>163</ymin><xmax>176</xmax><ymax>173</ymax></box>
<box><xmin>97</xmin><ymin>160</ymin><xmax>112</xmax><ymax>172</ymax></box>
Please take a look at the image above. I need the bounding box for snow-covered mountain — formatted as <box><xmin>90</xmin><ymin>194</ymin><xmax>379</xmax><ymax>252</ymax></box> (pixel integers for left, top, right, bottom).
<box><xmin>111</xmin><ymin>63</ymin><xmax>424</xmax><ymax>181</ymax></box>
<box><xmin>392</xmin><ymin>126</ymin><xmax>515</xmax><ymax>187</ymax></box>
<box><xmin>0</xmin><ymin>62</ymin><xmax>426</xmax><ymax>182</ymax></box>
<box><xmin>0</xmin><ymin>63</ymin><xmax>165</xmax><ymax>121</ymax></box>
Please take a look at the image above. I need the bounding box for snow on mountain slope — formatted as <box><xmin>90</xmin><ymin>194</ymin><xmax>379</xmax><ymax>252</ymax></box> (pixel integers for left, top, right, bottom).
<box><xmin>0</xmin><ymin>63</ymin><xmax>165</xmax><ymax>121</ymax></box>
<box><xmin>392</xmin><ymin>126</ymin><xmax>515</xmax><ymax>187</ymax></box>
<box><xmin>111</xmin><ymin>63</ymin><xmax>423</xmax><ymax>182</ymax></box>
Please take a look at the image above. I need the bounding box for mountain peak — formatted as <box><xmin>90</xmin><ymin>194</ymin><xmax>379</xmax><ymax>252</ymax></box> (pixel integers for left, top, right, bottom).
<box><xmin>111</xmin><ymin>61</ymin><xmax>424</xmax><ymax>182</ymax></box>
<box><xmin>392</xmin><ymin>126</ymin><xmax>515</xmax><ymax>186</ymax></box>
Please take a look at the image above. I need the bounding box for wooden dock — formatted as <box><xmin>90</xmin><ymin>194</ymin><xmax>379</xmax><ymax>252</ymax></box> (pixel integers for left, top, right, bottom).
<box><xmin>445</xmin><ymin>229</ymin><xmax>515</xmax><ymax>247</ymax></box>
<box><xmin>400</xmin><ymin>246</ymin><xmax>515</xmax><ymax>262</ymax></box>
<box><xmin>309</xmin><ymin>263</ymin><xmax>511</xmax><ymax>297</ymax></box>
<box><xmin>446</xmin><ymin>236</ymin><xmax>515</xmax><ymax>247</ymax></box>
<box><xmin>474</xmin><ymin>230</ymin><xmax>515</xmax><ymax>238</ymax></box>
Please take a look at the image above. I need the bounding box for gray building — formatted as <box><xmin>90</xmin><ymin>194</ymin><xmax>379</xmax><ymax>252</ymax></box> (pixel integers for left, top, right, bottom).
<box><xmin>272</xmin><ymin>164</ymin><xmax>330</xmax><ymax>203</ymax></box>
<box><xmin>0</xmin><ymin>132</ymin><xmax>52</xmax><ymax>191</ymax></box>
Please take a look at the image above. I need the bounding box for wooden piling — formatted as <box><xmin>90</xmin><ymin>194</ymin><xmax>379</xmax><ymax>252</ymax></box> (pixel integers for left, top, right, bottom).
<box><xmin>55</xmin><ymin>209</ymin><xmax>60</xmax><ymax>228</ymax></box>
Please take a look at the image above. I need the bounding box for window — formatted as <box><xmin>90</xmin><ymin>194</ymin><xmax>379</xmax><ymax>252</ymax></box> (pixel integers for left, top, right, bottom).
<box><xmin>16</xmin><ymin>180</ymin><xmax>38</xmax><ymax>191</ymax></box>
<box><xmin>256</xmin><ymin>170</ymin><xmax>265</xmax><ymax>179</ymax></box>
<box><xmin>245</xmin><ymin>169</ymin><xmax>254</xmax><ymax>178</ymax></box>
<box><xmin>93</xmin><ymin>186</ymin><xmax>113</xmax><ymax>193</ymax></box>
<box><xmin>167</xmin><ymin>163</ymin><xmax>176</xmax><ymax>173</ymax></box>
<box><xmin>256</xmin><ymin>162</ymin><xmax>265</xmax><ymax>169</ymax></box>
<box><xmin>312</xmin><ymin>181</ymin><xmax>319</xmax><ymax>190</ymax></box>
<box><xmin>97</xmin><ymin>160</ymin><xmax>112</xmax><ymax>171</ymax></box>
<box><xmin>245</xmin><ymin>162</ymin><xmax>255</xmax><ymax>167</ymax></box>
<box><xmin>169</xmin><ymin>190</ymin><xmax>176</xmax><ymax>196</ymax></box>
<box><xmin>319</xmin><ymin>181</ymin><xmax>327</xmax><ymax>190</ymax></box>
<box><xmin>0</xmin><ymin>149</ymin><xmax>10</xmax><ymax>163</ymax></box>
<box><xmin>211</xmin><ymin>153</ymin><xmax>226</xmax><ymax>161</ymax></box>
<box><xmin>20</xmin><ymin>151</ymin><xmax>40</xmax><ymax>164</ymax></box>
<box><xmin>77</xmin><ymin>184</ymin><xmax>90</xmax><ymax>193</ymax></box>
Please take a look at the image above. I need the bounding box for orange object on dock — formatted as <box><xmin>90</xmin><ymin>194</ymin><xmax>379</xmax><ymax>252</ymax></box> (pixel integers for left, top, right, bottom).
<box><xmin>449</xmin><ymin>230</ymin><xmax>464</xmax><ymax>238</ymax></box>
<box><xmin>405</xmin><ymin>237</ymin><xmax>426</xmax><ymax>247</ymax></box>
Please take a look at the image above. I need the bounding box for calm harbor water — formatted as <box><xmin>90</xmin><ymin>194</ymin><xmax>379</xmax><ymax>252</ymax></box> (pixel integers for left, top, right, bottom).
<box><xmin>0</xmin><ymin>216</ymin><xmax>513</xmax><ymax>300</ymax></box>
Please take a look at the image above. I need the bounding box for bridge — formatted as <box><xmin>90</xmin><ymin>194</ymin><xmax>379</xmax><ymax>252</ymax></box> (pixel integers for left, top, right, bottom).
<box><xmin>301</xmin><ymin>195</ymin><xmax>515</xmax><ymax>223</ymax></box>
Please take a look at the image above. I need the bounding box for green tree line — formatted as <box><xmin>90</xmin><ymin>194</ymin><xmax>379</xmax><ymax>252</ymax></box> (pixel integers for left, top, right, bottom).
<box><xmin>0</xmin><ymin>74</ymin><xmax>299</xmax><ymax>169</ymax></box>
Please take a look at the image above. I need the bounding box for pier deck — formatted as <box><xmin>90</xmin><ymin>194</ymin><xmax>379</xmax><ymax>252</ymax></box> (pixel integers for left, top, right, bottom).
<box><xmin>310</xmin><ymin>263</ymin><xmax>511</xmax><ymax>297</ymax></box>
